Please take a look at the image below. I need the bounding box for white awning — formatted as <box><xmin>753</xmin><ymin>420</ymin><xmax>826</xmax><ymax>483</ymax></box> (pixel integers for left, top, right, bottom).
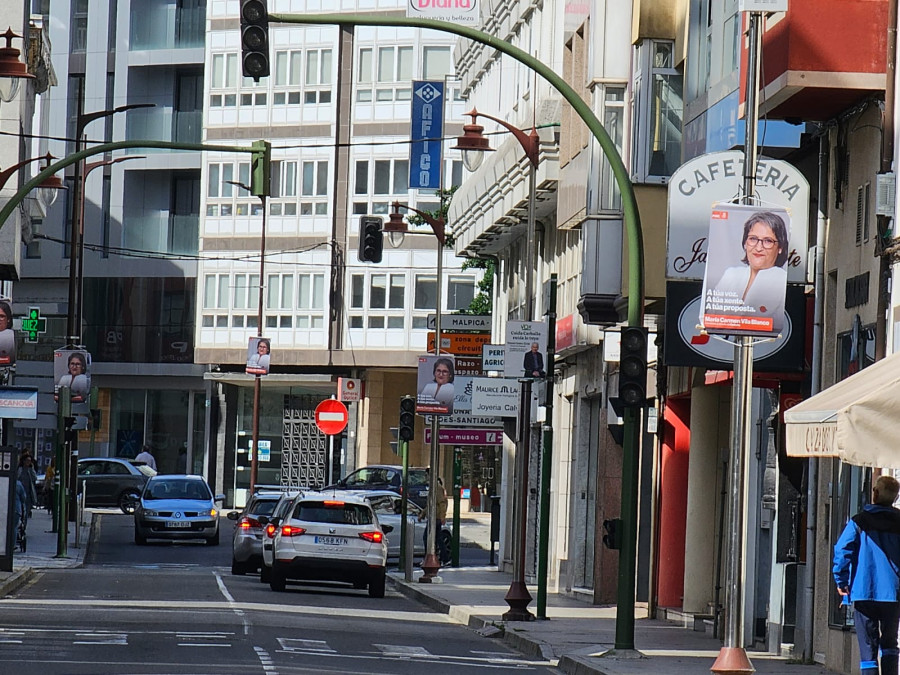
<box><xmin>784</xmin><ymin>350</ymin><xmax>900</xmax><ymax>467</ymax></box>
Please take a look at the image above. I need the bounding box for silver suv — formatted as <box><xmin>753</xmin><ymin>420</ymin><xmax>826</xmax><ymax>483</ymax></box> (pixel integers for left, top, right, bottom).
<box><xmin>268</xmin><ymin>493</ymin><xmax>391</xmax><ymax>598</ymax></box>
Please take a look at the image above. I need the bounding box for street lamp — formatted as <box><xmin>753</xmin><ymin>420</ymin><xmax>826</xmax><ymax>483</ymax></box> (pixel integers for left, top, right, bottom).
<box><xmin>75</xmin><ymin>156</ymin><xmax>145</xmax><ymax>339</ymax></box>
<box><xmin>454</xmin><ymin>109</ymin><xmax>541</xmax><ymax>621</ymax></box>
<box><xmin>0</xmin><ymin>153</ymin><xmax>64</xmax><ymax>204</ymax></box>
<box><xmin>387</xmin><ymin>201</ymin><xmax>445</xmax><ymax>582</ymax></box>
<box><xmin>0</xmin><ymin>28</ymin><xmax>34</xmax><ymax>103</ymax></box>
<box><xmin>67</xmin><ymin>103</ymin><xmax>155</xmax><ymax>348</ymax></box>
<box><xmin>227</xmin><ymin>180</ymin><xmax>267</xmax><ymax>493</ymax></box>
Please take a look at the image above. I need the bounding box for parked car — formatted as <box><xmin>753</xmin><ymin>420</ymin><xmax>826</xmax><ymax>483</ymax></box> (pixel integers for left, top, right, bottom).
<box><xmin>259</xmin><ymin>489</ymin><xmax>304</xmax><ymax>583</ymax></box>
<box><xmin>362</xmin><ymin>490</ymin><xmax>452</xmax><ymax>560</ymax></box>
<box><xmin>328</xmin><ymin>465</ymin><xmax>429</xmax><ymax>507</ymax></box>
<box><xmin>133</xmin><ymin>475</ymin><xmax>224</xmax><ymax>546</ymax></box>
<box><xmin>228</xmin><ymin>486</ymin><xmax>300</xmax><ymax>575</ymax></box>
<box><xmin>268</xmin><ymin>493</ymin><xmax>391</xmax><ymax>597</ymax></box>
<box><xmin>77</xmin><ymin>457</ymin><xmax>156</xmax><ymax>514</ymax></box>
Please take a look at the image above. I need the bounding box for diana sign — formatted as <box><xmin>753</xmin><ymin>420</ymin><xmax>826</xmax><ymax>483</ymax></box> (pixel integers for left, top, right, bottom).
<box><xmin>409</xmin><ymin>81</ymin><xmax>444</xmax><ymax>190</ymax></box>
<box><xmin>407</xmin><ymin>0</ymin><xmax>480</xmax><ymax>25</ymax></box>
<box><xmin>667</xmin><ymin>151</ymin><xmax>809</xmax><ymax>282</ymax></box>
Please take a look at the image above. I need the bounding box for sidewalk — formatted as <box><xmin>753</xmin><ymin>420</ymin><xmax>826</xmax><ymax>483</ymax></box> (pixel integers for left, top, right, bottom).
<box><xmin>0</xmin><ymin>507</ymin><xmax>92</xmax><ymax>596</ymax></box>
<box><xmin>388</xmin><ymin>563</ymin><xmax>831</xmax><ymax>675</ymax></box>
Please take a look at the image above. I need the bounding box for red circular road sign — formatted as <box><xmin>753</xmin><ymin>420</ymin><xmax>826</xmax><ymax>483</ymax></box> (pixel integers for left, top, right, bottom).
<box><xmin>315</xmin><ymin>399</ymin><xmax>349</xmax><ymax>435</ymax></box>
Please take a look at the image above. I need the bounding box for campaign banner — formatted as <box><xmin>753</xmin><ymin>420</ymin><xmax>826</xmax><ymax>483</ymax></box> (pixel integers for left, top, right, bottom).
<box><xmin>700</xmin><ymin>203</ymin><xmax>791</xmax><ymax>336</ymax></box>
<box><xmin>246</xmin><ymin>336</ymin><xmax>271</xmax><ymax>375</ymax></box>
<box><xmin>0</xmin><ymin>298</ymin><xmax>14</xmax><ymax>365</ymax></box>
<box><xmin>409</xmin><ymin>81</ymin><xmax>444</xmax><ymax>189</ymax></box>
<box><xmin>416</xmin><ymin>354</ymin><xmax>456</xmax><ymax>414</ymax></box>
<box><xmin>504</xmin><ymin>321</ymin><xmax>548</xmax><ymax>378</ymax></box>
<box><xmin>54</xmin><ymin>349</ymin><xmax>91</xmax><ymax>404</ymax></box>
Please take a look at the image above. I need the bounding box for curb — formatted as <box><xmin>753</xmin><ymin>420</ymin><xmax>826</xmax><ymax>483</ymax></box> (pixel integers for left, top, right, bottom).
<box><xmin>387</xmin><ymin>575</ymin><xmax>559</xmax><ymax>665</ymax></box>
<box><xmin>0</xmin><ymin>567</ymin><xmax>36</xmax><ymax>597</ymax></box>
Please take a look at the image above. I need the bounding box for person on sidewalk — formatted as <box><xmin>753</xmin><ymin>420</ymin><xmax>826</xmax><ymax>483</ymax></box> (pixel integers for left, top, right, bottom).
<box><xmin>17</xmin><ymin>452</ymin><xmax>37</xmax><ymax>518</ymax></box>
<box><xmin>833</xmin><ymin>474</ymin><xmax>900</xmax><ymax>675</ymax></box>
<box><xmin>135</xmin><ymin>444</ymin><xmax>158</xmax><ymax>472</ymax></box>
<box><xmin>42</xmin><ymin>457</ymin><xmax>56</xmax><ymax>519</ymax></box>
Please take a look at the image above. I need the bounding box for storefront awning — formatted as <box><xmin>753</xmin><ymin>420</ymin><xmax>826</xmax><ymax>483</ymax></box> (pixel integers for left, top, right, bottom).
<box><xmin>784</xmin><ymin>350</ymin><xmax>900</xmax><ymax>467</ymax></box>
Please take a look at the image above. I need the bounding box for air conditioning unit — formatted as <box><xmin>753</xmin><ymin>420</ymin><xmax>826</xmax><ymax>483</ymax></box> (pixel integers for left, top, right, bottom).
<box><xmin>875</xmin><ymin>172</ymin><xmax>895</xmax><ymax>217</ymax></box>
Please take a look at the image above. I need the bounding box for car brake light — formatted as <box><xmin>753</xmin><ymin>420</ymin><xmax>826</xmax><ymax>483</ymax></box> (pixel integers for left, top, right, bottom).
<box><xmin>359</xmin><ymin>531</ymin><xmax>384</xmax><ymax>544</ymax></box>
<box><xmin>239</xmin><ymin>517</ymin><xmax>261</xmax><ymax>530</ymax></box>
<box><xmin>323</xmin><ymin>500</ymin><xmax>344</xmax><ymax>507</ymax></box>
<box><xmin>281</xmin><ymin>525</ymin><xmax>306</xmax><ymax>537</ymax></box>
<box><xmin>265</xmin><ymin>523</ymin><xmax>277</xmax><ymax>538</ymax></box>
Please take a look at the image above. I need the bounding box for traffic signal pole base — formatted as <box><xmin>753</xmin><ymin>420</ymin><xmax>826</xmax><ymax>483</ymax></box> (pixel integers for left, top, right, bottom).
<box><xmin>419</xmin><ymin>553</ymin><xmax>441</xmax><ymax>582</ymax></box>
<box><xmin>710</xmin><ymin>647</ymin><xmax>754</xmax><ymax>674</ymax></box>
<box><xmin>502</xmin><ymin>580</ymin><xmax>535</xmax><ymax>621</ymax></box>
<box><xmin>598</xmin><ymin>649</ymin><xmax>645</xmax><ymax>660</ymax></box>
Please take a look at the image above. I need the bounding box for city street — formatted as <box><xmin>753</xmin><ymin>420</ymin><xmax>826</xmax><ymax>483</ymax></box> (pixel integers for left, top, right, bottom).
<box><xmin>0</xmin><ymin>513</ymin><xmax>552</xmax><ymax>675</ymax></box>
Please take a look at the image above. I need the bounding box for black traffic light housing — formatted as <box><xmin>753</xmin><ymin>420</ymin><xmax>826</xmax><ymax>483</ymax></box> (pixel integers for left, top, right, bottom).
<box><xmin>618</xmin><ymin>326</ymin><xmax>648</xmax><ymax>408</ymax></box>
<box><xmin>602</xmin><ymin>518</ymin><xmax>622</xmax><ymax>550</ymax></box>
<box><xmin>399</xmin><ymin>396</ymin><xmax>415</xmax><ymax>442</ymax></box>
<box><xmin>359</xmin><ymin>216</ymin><xmax>384</xmax><ymax>263</ymax></box>
<box><xmin>240</xmin><ymin>0</ymin><xmax>270</xmax><ymax>81</ymax></box>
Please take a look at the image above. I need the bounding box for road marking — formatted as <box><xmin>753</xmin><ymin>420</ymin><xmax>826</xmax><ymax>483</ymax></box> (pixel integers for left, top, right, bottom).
<box><xmin>214</xmin><ymin>571</ymin><xmax>250</xmax><ymax>636</ymax></box>
<box><xmin>254</xmin><ymin>645</ymin><xmax>278</xmax><ymax>675</ymax></box>
<box><xmin>73</xmin><ymin>631</ymin><xmax>127</xmax><ymax>645</ymax></box>
<box><xmin>278</xmin><ymin>637</ymin><xmax>335</xmax><ymax>653</ymax></box>
<box><xmin>374</xmin><ymin>644</ymin><xmax>435</xmax><ymax>658</ymax></box>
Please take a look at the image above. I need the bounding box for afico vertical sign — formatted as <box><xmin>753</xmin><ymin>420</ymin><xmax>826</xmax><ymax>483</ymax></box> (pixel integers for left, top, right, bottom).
<box><xmin>409</xmin><ymin>81</ymin><xmax>444</xmax><ymax>190</ymax></box>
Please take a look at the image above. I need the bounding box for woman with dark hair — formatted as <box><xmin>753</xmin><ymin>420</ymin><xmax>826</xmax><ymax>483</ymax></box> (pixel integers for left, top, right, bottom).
<box><xmin>713</xmin><ymin>211</ymin><xmax>790</xmax><ymax>330</ymax></box>
<box><xmin>57</xmin><ymin>352</ymin><xmax>90</xmax><ymax>400</ymax></box>
<box><xmin>0</xmin><ymin>300</ymin><xmax>14</xmax><ymax>365</ymax></box>
<box><xmin>247</xmin><ymin>337</ymin><xmax>271</xmax><ymax>373</ymax></box>
<box><xmin>421</xmin><ymin>357</ymin><xmax>455</xmax><ymax>408</ymax></box>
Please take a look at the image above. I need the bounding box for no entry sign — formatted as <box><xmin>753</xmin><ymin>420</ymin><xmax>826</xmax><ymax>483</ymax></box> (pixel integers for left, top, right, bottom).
<box><xmin>315</xmin><ymin>399</ymin><xmax>349</xmax><ymax>435</ymax></box>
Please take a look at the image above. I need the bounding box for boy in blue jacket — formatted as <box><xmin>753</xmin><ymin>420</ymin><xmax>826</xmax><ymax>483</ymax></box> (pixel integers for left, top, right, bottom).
<box><xmin>834</xmin><ymin>474</ymin><xmax>900</xmax><ymax>675</ymax></box>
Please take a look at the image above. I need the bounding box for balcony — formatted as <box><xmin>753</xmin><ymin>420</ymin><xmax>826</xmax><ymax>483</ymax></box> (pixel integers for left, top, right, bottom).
<box><xmin>755</xmin><ymin>0</ymin><xmax>888</xmax><ymax>120</ymax></box>
<box><xmin>123</xmin><ymin>214</ymin><xmax>199</xmax><ymax>256</ymax></box>
<box><xmin>130</xmin><ymin>1</ymin><xmax>205</xmax><ymax>51</ymax></box>
<box><xmin>126</xmin><ymin>108</ymin><xmax>203</xmax><ymax>146</ymax></box>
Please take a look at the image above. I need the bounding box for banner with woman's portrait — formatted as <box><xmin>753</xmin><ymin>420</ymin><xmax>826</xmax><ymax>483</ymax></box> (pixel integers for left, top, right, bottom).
<box><xmin>699</xmin><ymin>203</ymin><xmax>791</xmax><ymax>336</ymax></box>
<box><xmin>416</xmin><ymin>354</ymin><xmax>455</xmax><ymax>415</ymax></box>
<box><xmin>246</xmin><ymin>337</ymin><xmax>271</xmax><ymax>375</ymax></box>
<box><xmin>54</xmin><ymin>349</ymin><xmax>91</xmax><ymax>404</ymax></box>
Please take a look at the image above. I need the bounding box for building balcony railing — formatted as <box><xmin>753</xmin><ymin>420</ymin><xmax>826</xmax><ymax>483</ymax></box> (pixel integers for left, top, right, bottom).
<box><xmin>123</xmin><ymin>213</ymin><xmax>199</xmax><ymax>256</ymax></box>
<box><xmin>130</xmin><ymin>4</ymin><xmax>206</xmax><ymax>51</ymax></box>
<box><xmin>126</xmin><ymin>108</ymin><xmax>203</xmax><ymax>146</ymax></box>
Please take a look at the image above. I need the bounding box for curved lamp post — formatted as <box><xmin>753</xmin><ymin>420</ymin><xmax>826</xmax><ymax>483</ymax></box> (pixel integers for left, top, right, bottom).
<box><xmin>0</xmin><ymin>28</ymin><xmax>34</xmax><ymax>103</ymax></box>
<box><xmin>0</xmin><ymin>152</ymin><xmax>64</xmax><ymax>206</ymax></box>
<box><xmin>453</xmin><ymin>108</ymin><xmax>542</xmax><ymax>620</ymax></box>
<box><xmin>387</xmin><ymin>202</ymin><xmax>445</xmax><ymax>582</ymax></box>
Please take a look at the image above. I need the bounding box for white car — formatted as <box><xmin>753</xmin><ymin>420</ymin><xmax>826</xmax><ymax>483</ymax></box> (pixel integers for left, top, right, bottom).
<box><xmin>268</xmin><ymin>493</ymin><xmax>391</xmax><ymax>597</ymax></box>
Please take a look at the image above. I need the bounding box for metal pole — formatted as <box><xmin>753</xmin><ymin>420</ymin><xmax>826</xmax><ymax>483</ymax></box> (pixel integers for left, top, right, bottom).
<box><xmin>452</xmin><ymin>446</ymin><xmax>461</xmax><ymax>567</ymax></box>
<box><xmin>399</xmin><ymin>437</ymin><xmax>409</xmax><ymax>574</ymax></box>
<box><xmin>66</xmin><ymin>135</ymin><xmax>85</xmax><ymax>347</ymax></box>
<box><xmin>711</xmin><ymin>11</ymin><xmax>761</xmax><ymax>674</ymax></box>
<box><xmin>536</xmin><ymin>274</ymin><xmax>557</xmax><ymax>618</ymax></box>
<box><xmin>56</xmin><ymin>387</ymin><xmax>71</xmax><ymax>557</ymax></box>
<box><xmin>249</xmin><ymin>195</ymin><xmax>267</xmax><ymax>493</ymax></box>
<box><xmin>420</xmin><ymin>237</ymin><xmax>443</xmax><ymax>581</ymax></box>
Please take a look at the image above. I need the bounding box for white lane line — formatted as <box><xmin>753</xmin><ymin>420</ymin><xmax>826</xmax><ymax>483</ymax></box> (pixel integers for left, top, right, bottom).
<box><xmin>177</xmin><ymin>643</ymin><xmax>231</xmax><ymax>647</ymax></box>
<box><xmin>374</xmin><ymin>644</ymin><xmax>435</xmax><ymax>658</ymax></box>
<box><xmin>254</xmin><ymin>645</ymin><xmax>278</xmax><ymax>675</ymax></box>
<box><xmin>214</xmin><ymin>570</ymin><xmax>251</xmax><ymax>636</ymax></box>
<box><xmin>278</xmin><ymin>637</ymin><xmax>335</xmax><ymax>653</ymax></box>
<box><xmin>0</xmin><ymin>639</ymin><xmax>23</xmax><ymax>644</ymax></box>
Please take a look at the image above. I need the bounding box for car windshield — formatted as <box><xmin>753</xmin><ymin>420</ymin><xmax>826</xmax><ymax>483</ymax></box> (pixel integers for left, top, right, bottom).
<box><xmin>408</xmin><ymin>471</ymin><xmax>428</xmax><ymax>487</ymax></box>
<box><xmin>145</xmin><ymin>479</ymin><xmax>210</xmax><ymax>501</ymax></box>
<box><xmin>295</xmin><ymin>501</ymin><xmax>373</xmax><ymax>525</ymax></box>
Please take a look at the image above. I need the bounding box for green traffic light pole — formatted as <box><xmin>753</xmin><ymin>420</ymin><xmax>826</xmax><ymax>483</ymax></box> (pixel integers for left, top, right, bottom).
<box><xmin>0</xmin><ymin>138</ymin><xmax>270</xmax><ymax>559</ymax></box>
<box><xmin>269</xmin><ymin>12</ymin><xmax>645</xmax><ymax>650</ymax></box>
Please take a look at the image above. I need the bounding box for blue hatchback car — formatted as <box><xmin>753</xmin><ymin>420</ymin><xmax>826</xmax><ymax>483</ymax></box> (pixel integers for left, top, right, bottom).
<box><xmin>134</xmin><ymin>475</ymin><xmax>225</xmax><ymax>546</ymax></box>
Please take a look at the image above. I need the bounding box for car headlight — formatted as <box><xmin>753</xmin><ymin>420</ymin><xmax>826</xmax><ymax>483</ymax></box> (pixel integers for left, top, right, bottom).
<box><xmin>142</xmin><ymin>509</ymin><xmax>159</xmax><ymax>517</ymax></box>
<box><xmin>208</xmin><ymin>508</ymin><xmax>218</xmax><ymax>518</ymax></box>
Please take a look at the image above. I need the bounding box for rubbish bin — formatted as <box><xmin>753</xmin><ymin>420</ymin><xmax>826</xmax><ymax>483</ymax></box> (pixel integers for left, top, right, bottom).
<box><xmin>489</xmin><ymin>495</ymin><xmax>500</xmax><ymax>565</ymax></box>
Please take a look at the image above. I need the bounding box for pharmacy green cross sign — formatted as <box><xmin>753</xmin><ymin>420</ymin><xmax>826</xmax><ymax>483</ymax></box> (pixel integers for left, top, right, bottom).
<box><xmin>21</xmin><ymin>307</ymin><xmax>46</xmax><ymax>342</ymax></box>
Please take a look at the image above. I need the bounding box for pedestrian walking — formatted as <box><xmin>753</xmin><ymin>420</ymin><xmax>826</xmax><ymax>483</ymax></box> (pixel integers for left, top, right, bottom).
<box><xmin>135</xmin><ymin>444</ymin><xmax>158</xmax><ymax>472</ymax></box>
<box><xmin>17</xmin><ymin>452</ymin><xmax>38</xmax><ymax>518</ymax></box>
<box><xmin>833</xmin><ymin>474</ymin><xmax>900</xmax><ymax>675</ymax></box>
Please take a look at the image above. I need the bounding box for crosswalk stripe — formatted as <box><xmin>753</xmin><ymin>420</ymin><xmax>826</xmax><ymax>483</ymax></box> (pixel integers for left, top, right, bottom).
<box><xmin>373</xmin><ymin>644</ymin><xmax>434</xmax><ymax>658</ymax></box>
<box><xmin>278</xmin><ymin>637</ymin><xmax>335</xmax><ymax>653</ymax></box>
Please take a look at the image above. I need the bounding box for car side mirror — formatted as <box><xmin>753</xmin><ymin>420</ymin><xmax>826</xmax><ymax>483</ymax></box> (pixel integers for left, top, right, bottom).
<box><xmin>215</xmin><ymin>494</ymin><xmax>226</xmax><ymax>502</ymax></box>
<box><xmin>382</xmin><ymin>524</ymin><xmax>394</xmax><ymax>534</ymax></box>
<box><xmin>226</xmin><ymin>511</ymin><xmax>239</xmax><ymax>521</ymax></box>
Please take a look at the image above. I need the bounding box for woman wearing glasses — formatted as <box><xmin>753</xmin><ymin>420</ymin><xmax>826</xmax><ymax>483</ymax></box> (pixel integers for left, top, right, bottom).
<box><xmin>712</xmin><ymin>211</ymin><xmax>789</xmax><ymax>331</ymax></box>
<box><xmin>420</xmin><ymin>357</ymin><xmax>455</xmax><ymax>410</ymax></box>
<box><xmin>0</xmin><ymin>300</ymin><xmax>14</xmax><ymax>365</ymax></box>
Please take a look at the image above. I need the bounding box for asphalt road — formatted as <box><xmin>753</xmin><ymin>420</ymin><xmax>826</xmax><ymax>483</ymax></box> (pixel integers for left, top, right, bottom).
<box><xmin>0</xmin><ymin>513</ymin><xmax>553</xmax><ymax>675</ymax></box>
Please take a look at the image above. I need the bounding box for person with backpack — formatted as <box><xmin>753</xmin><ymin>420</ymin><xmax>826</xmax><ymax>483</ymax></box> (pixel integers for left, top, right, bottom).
<box><xmin>833</xmin><ymin>474</ymin><xmax>900</xmax><ymax>675</ymax></box>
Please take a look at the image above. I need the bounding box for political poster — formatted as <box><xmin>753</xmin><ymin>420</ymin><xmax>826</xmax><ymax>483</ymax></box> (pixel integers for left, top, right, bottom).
<box><xmin>416</xmin><ymin>354</ymin><xmax>456</xmax><ymax>415</ymax></box>
<box><xmin>246</xmin><ymin>337</ymin><xmax>271</xmax><ymax>375</ymax></box>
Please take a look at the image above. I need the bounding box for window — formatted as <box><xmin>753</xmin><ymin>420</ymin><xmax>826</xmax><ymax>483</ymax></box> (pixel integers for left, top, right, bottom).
<box><xmin>358</xmin><ymin>45</ymin><xmax>413</xmax><ymax>102</ymax></box>
<box><xmin>233</xmin><ymin>274</ymin><xmax>259</xmax><ymax>310</ymax></box>
<box><xmin>857</xmin><ymin>183</ymin><xmax>871</xmax><ymax>244</ymax></box>
<box><xmin>304</xmin><ymin>48</ymin><xmax>333</xmax><ymax>104</ymax></box>
<box><xmin>274</xmin><ymin>50</ymin><xmax>303</xmax><ymax>86</ymax></box>
<box><xmin>632</xmin><ymin>39</ymin><xmax>683</xmax><ymax>184</ymax></box>
<box><xmin>71</xmin><ymin>0</ymin><xmax>88</xmax><ymax>52</ymax></box>
<box><xmin>272</xmin><ymin>161</ymin><xmax>298</xmax><ymax>198</ymax></box>
<box><xmin>300</xmin><ymin>161</ymin><xmax>329</xmax><ymax>215</ymax></box>
<box><xmin>207</xmin><ymin>163</ymin><xmax>235</xmax><ymax>198</ymax></box>
<box><xmin>25</xmin><ymin>219</ymin><xmax>41</xmax><ymax>258</ymax></box>
<box><xmin>422</xmin><ymin>46</ymin><xmax>451</xmax><ymax>79</ymax></box>
<box><xmin>447</xmin><ymin>276</ymin><xmax>476</xmax><ymax>311</ymax></box>
<box><xmin>348</xmin><ymin>273</ymin><xmax>406</xmax><ymax>330</ymax></box>
<box><xmin>598</xmin><ymin>85</ymin><xmax>626</xmax><ymax>212</ymax></box>
<box><xmin>211</xmin><ymin>53</ymin><xmax>238</xmax><ymax>89</ymax></box>
<box><xmin>370</xmin><ymin>274</ymin><xmax>387</xmax><ymax>309</ymax></box>
<box><xmin>415</xmin><ymin>276</ymin><xmax>437</xmax><ymax>309</ymax></box>
<box><xmin>203</xmin><ymin>274</ymin><xmax>229</xmax><ymax>309</ymax></box>
<box><xmin>354</xmin><ymin>161</ymin><xmax>368</xmax><ymax>195</ymax></box>
<box><xmin>267</xmin><ymin>274</ymin><xmax>294</xmax><ymax>310</ymax></box>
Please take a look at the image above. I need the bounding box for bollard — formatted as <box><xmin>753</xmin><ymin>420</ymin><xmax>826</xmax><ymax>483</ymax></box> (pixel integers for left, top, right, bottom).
<box><xmin>404</xmin><ymin>517</ymin><xmax>415</xmax><ymax>582</ymax></box>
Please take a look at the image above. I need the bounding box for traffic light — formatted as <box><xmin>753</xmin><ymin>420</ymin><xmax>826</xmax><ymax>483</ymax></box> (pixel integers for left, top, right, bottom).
<box><xmin>618</xmin><ymin>326</ymin><xmax>648</xmax><ymax>408</ymax></box>
<box><xmin>399</xmin><ymin>396</ymin><xmax>415</xmax><ymax>442</ymax></box>
<box><xmin>240</xmin><ymin>0</ymin><xmax>270</xmax><ymax>81</ymax></box>
<box><xmin>602</xmin><ymin>518</ymin><xmax>622</xmax><ymax>550</ymax></box>
<box><xmin>359</xmin><ymin>216</ymin><xmax>384</xmax><ymax>263</ymax></box>
<box><xmin>250</xmin><ymin>139</ymin><xmax>271</xmax><ymax>197</ymax></box>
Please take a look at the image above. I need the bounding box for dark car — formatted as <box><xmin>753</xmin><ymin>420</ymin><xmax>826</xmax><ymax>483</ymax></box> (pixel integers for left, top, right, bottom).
<box><xmin>328</xmin><ymin>465</ymin><xmax>429</xmax><ymax>508</ymax></box>
<box><xmin>228</xmin><ymin>486</ymin><xmax>297</xmax><ymax>575</ymax></box>
<box><xmin>77</xmin><ymin>457</ymin><xmax>156</xmax><ymax>514</ymax></box>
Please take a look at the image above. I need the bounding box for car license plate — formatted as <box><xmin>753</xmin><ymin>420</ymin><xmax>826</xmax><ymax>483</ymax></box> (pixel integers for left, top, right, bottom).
<box><xmin>315</xmin><ymin>536</ymin><xmax>348</xmax><ymax>546</ymax></box>
<box><xmin>166</xmin><ymin>521</ymin><xmax>191</xmax><ymax>528</ymax></box>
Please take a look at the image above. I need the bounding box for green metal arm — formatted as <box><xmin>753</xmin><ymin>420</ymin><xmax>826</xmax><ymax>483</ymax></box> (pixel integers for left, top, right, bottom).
<box><xmin>270</xmin><ymin>12</ymin><xmax>644</xmax><ymax>327</ymax></box>
<box><xmin>0</xmin><ymin>139</ymin><xmax>267</xmax><ymax>231</ymax></box>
